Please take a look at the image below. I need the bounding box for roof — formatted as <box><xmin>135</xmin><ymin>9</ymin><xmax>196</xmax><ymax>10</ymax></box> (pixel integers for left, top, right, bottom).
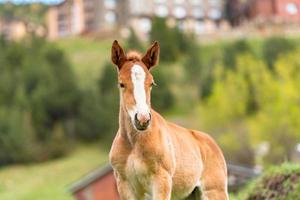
<box><xmin>227</xmin><ymin>164</ymin><xmax>260</xmax><ymax>178</ymax></box>
<box><xmin>69</xmin><ymin>164</ymin><xmax>113</xmax><ymax>193</ymax></box>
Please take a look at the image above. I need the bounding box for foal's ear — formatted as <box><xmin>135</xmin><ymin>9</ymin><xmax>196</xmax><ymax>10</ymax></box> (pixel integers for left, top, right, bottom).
<box><xmin>142</xmin><ymin>41</ymin><xmax>160</xmax><ymax>69</ymax></box>
<box><xmin>111</xmin><ymin>40</ymin><xmax>126</xmax><ymax>69</ymax></box>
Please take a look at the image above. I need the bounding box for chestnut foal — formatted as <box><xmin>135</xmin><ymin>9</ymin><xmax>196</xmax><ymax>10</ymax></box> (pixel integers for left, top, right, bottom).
<box><xmin>109</xmin><ymin>40</ymin><xmax>228</xmax><ymax>200</ymax></box>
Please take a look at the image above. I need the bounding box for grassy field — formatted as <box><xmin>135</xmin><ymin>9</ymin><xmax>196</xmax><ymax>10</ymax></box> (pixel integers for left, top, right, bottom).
<box><xmin>0</xmin><ymin>145</ymin><xmax>108</xmax><ymax>200</ymax></box>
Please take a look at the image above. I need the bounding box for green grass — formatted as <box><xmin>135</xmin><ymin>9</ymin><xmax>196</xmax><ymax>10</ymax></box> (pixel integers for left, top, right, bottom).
<box><xmin>56</xmin><ymin>37</ymin><xmax>113</xmax><ymax>89</ymax></box>
<box><xmin>0</xmin><ymin>145</ymin><xmax>108</xmax><ymax>200</ymax></box>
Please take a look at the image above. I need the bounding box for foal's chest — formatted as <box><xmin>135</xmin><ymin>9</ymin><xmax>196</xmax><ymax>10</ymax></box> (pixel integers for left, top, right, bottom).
<box><xmin>126</xmin><ymin>153</ymin><xmax>152</xmax><ymax>191</ymax></box>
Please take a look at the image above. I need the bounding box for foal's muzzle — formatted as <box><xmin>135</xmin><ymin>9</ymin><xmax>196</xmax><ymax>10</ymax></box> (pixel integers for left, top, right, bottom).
<box><xmin>134</xmin><ymin>113</ymin><xmax>151</xmax><ymax>131</ymax></box>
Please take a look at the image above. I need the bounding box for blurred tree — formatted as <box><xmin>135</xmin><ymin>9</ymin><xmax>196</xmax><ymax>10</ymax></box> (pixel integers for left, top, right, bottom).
<box><xmin>150</xmin><ymin>17</ymin><xmax>179</xmax><ymax>62</ymax></box>
<box><xmin>97</xmin><ymin>62</ymin><xmax>119</xmax><ymax>142</ymax></box>
<box><xmin>76</xmin><ymin>89</ymin><xmax>110</xmax><ymax>141</ymax></box>
<box><xmin>126</xmin><ymin>28</ymin><xmax>144</xmax><ymax>52</ymax></box>
<box><xmin>0</xmin><ymin>36</ymin><xmax>80</xmax><ymax>165</ymax></box>
<box><xmin>183</xmin><ymin>36</ymin><xmax>204</xmax><ymax>98</ymax></box>
<box><xmin>223</xmin><ymin>39</ymin><xmax>253</xmax><ymax>70</ymax></box>
<box><xmin>248</xmin><ymin>50</ymin><xmax>300</xmax><ymax>164</ymax></box>
<box><xmin>151</xmin><ymin>69</ymin><xmax>175</xmax><ymax>112</ymax></box>
<box><xmin>262</xmin><ymin>37</ymin><xmax>296</xmax><ymax>69</ymax></box>
<box><xmin>201</xmin><ymin>51</ymin><xmax>300</xmax><ymax>165</ymax></box>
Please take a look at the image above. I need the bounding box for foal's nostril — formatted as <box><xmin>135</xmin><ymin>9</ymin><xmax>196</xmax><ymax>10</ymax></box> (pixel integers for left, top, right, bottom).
<box><xmin>134</xmin><ymin>113</ymin><xmax>151</xmax><ymax>130</ymax></box>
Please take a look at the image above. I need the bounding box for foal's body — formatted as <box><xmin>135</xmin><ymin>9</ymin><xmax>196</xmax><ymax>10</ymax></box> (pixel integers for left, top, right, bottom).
<box><xmin>109</xmin><ymin>41</ymin><xmax>228</xmax><ymax>200</ymax></box>
<box><xmin>110</xmin><ymin>109</ymin><xmax>228</xmax><ymax>200</ymax></box>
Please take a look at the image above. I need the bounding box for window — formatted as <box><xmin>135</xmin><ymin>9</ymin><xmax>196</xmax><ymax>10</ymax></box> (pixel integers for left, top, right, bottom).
<box><xmin>105</xmin><ymin>0</ymin><xmax>117</xmax><ymax>9</ymax></box>
<box><xmin>286</xmin><ymin>2</ymin><xmax>299</xmax><ymax>15</ymax></box>
<box><xmin>154</xmin><ymin>0</ymin><xmax>166</xmax><ymax>3</ymax></box>
<box><xmin>208</xmin><ymin>8</ymin><xmax>222</xmax><ymax>19</ymax></box>
<box><xmin>105</xmin><ymin>11</ymin><xmax>116</xmax><ymax>24</ymax></box>
<box><xmin>193</xmin><ymin>8</ymin><xmax>204</xmax><ymax>18</ymax></box>
<box><xmin>173</xmin><ymin>6</ymin><xmax>187</xmax><ymax>18</ymax></box>
<box><xmin>195</xmin><ymin>21</ymin><xmax>205</xmax><ymax>34</ymax></box>
<box><xmin>190</xmin><ymin>0</ymin><xmax>202</xmax><ymax>5</ymax></box>
<box><xmin>208</xmin><ymin>0</ymin><xmax>220</xmax><ymax>7</ymax></box>
<box><xmin>130</xmin><ymin>0</ymin><xmax>149</xmax><ymax>14</ymax></box>
<box><xmin>174</xmin><ymin>0</ymin><xmax>184</xmax><ymax>4</ymax></box>
<box><xmin>155</xmin><ymin>5</ymin><xmax>169</xmax><ymax>17</ymax></box>
<box><xmin>139</xmin><ymin>18</ymin><xmax>151</xmax><ymax>33</ymax></box>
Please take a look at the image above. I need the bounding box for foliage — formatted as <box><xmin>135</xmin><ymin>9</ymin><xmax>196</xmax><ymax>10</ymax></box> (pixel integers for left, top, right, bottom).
<box><xmin>183</xmin><ymin>36</ymin><xmax>203</xmax><ymax>97</ymax></box>
<box><xmin>97</xmin><ymin>62</ymin><xmax>119</xmax><ymax>142</ymax></box>
<box><xmin>0</xmin><ymin>2</ymin><xmax>47</xmax><ymax>25</ymax></box>
<box><xmin>262</xmin><ymin>36</ymin><xmax>296</xmax><ymax>69</ymax></box>
<box><xmin>200</xmin><ymin>50</ymin><xmax>300</xmax><ymax>165</ymax></box>
<box><xmin>126</xmin><ymin>28</ymin><xmax>145</xmax><ymax>52</ymax></box>
<box><xmin>236</xmin><ymin>163</ymin><xmax>300</xmax><ymax>200</ymax></box>
<box><xmin>150</xmin><ymin>17</ymin><xmax>189</xmax><ymax>62</ymax></box>
<box><xmin>0</xmin><ymin>36</ymin><xmax>79</xmax><ymax>165</ymax></box>
<box><xmin>75</xmin><ymin>89</ymin><xmax>106</xmax><ymax>141</ymax></box>
<box><xmin>222</xmin><ymin>39</ymin><xmax>254</xmax><ymax>69</ymax></box>
<box><xmin>151</xmin><ymin>69</ymin><xmax>175</xmax><ymax>111</ymax></box>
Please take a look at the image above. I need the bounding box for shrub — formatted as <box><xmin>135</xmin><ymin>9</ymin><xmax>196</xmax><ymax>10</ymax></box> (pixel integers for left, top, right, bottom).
<box><xmin>236</xmin><ymin>163</ymin><xmax>300</xmax><ymax>200</ymax></box>
<box><xmin>150</xmin><ymin>17</ymin><xmax>180</xmax><ymax>62</ymax></box>
<box><xmin>223</xmin><ymin>39</ymin><xmax>253</xmax><ymax>69</ymax></box>
<box><xmin>262</xmin><ymin>37</ymin><xmax>296</xmax><ymax>69</ymax></box>
<box><xmin>126</xmin><ymin>28</ymin><xmax>144</xmax><ymax>52</ymax></box>
<box><xmin>151</xmin><ymin>69</ymin><xmax>175</xmax><ymax>112</ymax></box>
<box><xmin>97</xmin><ymin>62</ymin><xmax>119</xmax><ymax>142</ymax></box>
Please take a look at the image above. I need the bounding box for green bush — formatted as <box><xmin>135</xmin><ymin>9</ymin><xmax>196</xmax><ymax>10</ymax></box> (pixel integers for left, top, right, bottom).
<box><xmin>236</xmin><ymin>163</ymin><xmax>300</xmax><ymax>200</ymax></box>
<box><xmin>150</xmin><ymin>17</ymin><xmax>189</xmax><ymax>62</ymax></box>
<box><xmin>97</xmin><ymin>62</ymin><xmax>119</xmax><ymax>142</ymax></box>
<box><xmin>126</xmin><ymin>28</ymin><xmax>145</xmax><ymax>52</ymax></box>
<box><xmin>151</xmin><ymin>69</ymin><xmax>175</xmax><ymax>112</ymax></box>
<box><xmin>223</xmin><ymin>39</ymin><xmax>254</xmax><ymax>69</ymax></box>
<box><xmin>201</xmin><ymin>50</ymin><xmax>300</xmax><ymax>165</ymax></box>
<box><xmin>262</xmin><ymin>37</ymin><xmax>296</xmax><ymax>69</ymax></box>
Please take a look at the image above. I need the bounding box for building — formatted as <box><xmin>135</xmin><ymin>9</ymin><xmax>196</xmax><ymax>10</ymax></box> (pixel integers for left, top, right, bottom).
<box><xmin>69</xmin><ymin>164</ymin><xmax>119</xmax><ymax>200</ymax></box>
<box><xmin>69</xmin><ymin>163</ymin><xmax>259</xmax><ymax>200</ymax></box>
<box><xmin>129</xmin><ymin>0</ymin><xmax>226</xmax><ymax>39</ymax></box>
<box><xmin>247</xmin><ymin>0</ymin><xmax>300</xmax><ymax>23</ymax></box>
<box><xmin>47</xmin><ymin>0</ymin><xmax>226</xmax><ymax>39</ymax></box>
<box><xmin>0</xmin><ymin>20</ymin><xmax>27</xmax><ymax>40</ymax></box>
<box><xmin>47</xmin><ymin>0</ymin><xmax>122</xmax><ymax>39</ymax></box>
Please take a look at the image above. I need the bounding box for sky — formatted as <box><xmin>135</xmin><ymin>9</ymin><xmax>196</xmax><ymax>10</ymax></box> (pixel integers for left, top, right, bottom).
<box><xmin>0</xmin><ymin>0</ymin><xmax>63</xmax><ymax>4</ymax></box>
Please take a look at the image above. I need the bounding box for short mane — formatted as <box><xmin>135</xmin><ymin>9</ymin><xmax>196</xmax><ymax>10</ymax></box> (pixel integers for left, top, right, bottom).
<box><xmin>126</xmin><ymin>51</ymin><xmax>142</xmax><ymax>62</ymax></box>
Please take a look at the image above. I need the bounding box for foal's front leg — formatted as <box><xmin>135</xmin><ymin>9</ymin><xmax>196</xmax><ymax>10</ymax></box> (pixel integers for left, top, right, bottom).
<box><xmin>152</xmin><ymin>169</ymin><xmax>172</xmax><ymax>200</ymax></box>
<box><xmin>115</xmin><ymin>171</ymin><xmax>139</xmax><ymax>200</ymax></box>
<box><xmin>116</xmin><ymin>178</ymin><xmax>138</xmax><ymax>200</ymax></box>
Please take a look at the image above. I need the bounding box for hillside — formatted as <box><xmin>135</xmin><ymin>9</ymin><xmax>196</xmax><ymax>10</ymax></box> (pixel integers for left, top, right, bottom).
<box><xmin>56</xmin><ymin>38</ymin><xmax>112</xmax><ymax>89</ymax></box>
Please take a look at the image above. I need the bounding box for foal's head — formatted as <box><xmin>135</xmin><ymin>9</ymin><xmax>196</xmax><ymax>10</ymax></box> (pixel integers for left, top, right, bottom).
<box><xmin>111</xmin><ymin>40</ymin><xmax>160</xmax><ymax>131</ymax></box>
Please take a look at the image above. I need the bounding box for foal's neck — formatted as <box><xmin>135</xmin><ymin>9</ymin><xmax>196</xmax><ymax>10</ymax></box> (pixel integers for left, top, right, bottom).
<box><xmin>119</xmin><ymin>102</ymin><xmax>154</xmax><ymax>146</ymax></box>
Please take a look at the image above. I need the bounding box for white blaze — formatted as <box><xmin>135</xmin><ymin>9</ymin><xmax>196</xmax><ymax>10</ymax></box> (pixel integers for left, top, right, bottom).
<box><xmin>128</xmin><ymin>64</ymin><xmax>149</xmax><ymax>121</ymax></box>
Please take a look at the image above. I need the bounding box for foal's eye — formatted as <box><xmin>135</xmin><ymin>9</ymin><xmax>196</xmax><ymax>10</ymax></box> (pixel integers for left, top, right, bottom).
<box><xmin>119</xmin><ymin>83</ymin><xmax>125</xmax><ymax>88</ymax></box>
